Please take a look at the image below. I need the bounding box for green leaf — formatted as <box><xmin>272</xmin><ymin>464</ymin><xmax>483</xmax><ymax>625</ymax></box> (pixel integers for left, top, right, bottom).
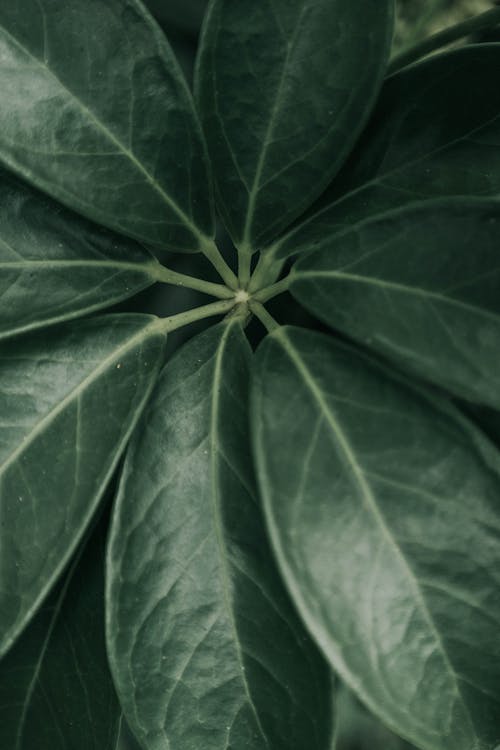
<box><xmin>392</xmin><ymin>0</ymin><xmax>491</xmax><ymax>56</ymax></box>
<box><xmin>334</xmin><ymin>683</ymin><xmax>415</xmax><ymax>750</ymax></box>
<box><xmin>0</xmin><ymin>521</ymin><xmax>120</xmax><ymax>750</ymax></box>
<box><xmin>195</xmin><ymin>0</ymin><xmax>393</xmax><ymax>252</ymax></box>
<box><xmin>0</xmin><ymin>171</ymin><xmax>162</xmax><ymax>340</ymax></box>
<box><xmin>0</xmin><ymin>0</ymin><xmax>213</xmax><ymax>252</ymax></box>
<box><xmin>0</xmin><ymin>314</ymin><xmax>165</xmax><ymax>659</ymax></box>
<box><xmin>274</xmin><ymin>44</ymin><xmax>500</xmax><ymax>260</ymax></box>
<box><xmin>107</xmin><ymin>321</ymin><xmax>332</xmax><ymax>750</ymax></box>
<box><xmin>291</xmin><ymin>200</ymin><xmax>500</xmax><ymax>409</ymax></box>
<box><xmin>252</xmin><ymin>326</ymin><xmax>500</xmax><ymax>750</ymax></box>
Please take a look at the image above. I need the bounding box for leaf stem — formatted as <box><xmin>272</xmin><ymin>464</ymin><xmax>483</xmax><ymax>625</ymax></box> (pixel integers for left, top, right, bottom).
<box><xmin>200</xmin><ymin>238</ymin><xmax>239</xmax><ymax>289</ymax></box>
<box><xmin>248</xmin><ymin>252</ymin><xmax>285</xmax><ymax>293</ymax></box>
<box><xmin>238</xmin><ymin>247</ymin><xmax>252</xmax><ymax>289</ymax></box>
<box><xmin>249</xmin><ymin>301</ymin><xmax>280</xmax><ymax>333</ymax></box>
<box><xmin>154</xmin><ymin>265</ymin><xmax>234</xmax><ymax>299</ymax></box>
<box><xmin>388</xmin><ymin>5</ymin><xmax>500</xmax><ymax>75</ymax></box>
<box><xmin>157</xmin><ymin>299</ymin><xmax>237</xmax><ymax>334</ymax></box>
<box><xmin>253</xmin><ymin>274</ymin><xmax>291</xmax><ymax>303</ymax></box>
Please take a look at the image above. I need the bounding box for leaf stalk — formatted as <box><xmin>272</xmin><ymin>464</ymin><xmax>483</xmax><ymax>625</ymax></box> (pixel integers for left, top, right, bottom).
<box><xmin>237</xmin><ymin>246</ymin><xmax>252</xmax><ymax>288</ymax></box>
<box><xmin>249</xmin><ymin>301</ymin><xmax>280</xmax><ymax>333</ymax></box>
<box><xmin>200</xmin><ymin>238</ymin><xmax>239</xmax><ymax>289</ymax></box>
<box><xmin>156</xmin><ymin>298</ymin><xmax>237</xmax><ymax>334</ymax></box>
<box><xmin>253</xmin><ymin>275</ymin><xmax>291</xmax><ymax>303</ymax></box>
<box><xmin>248</xmin><ymin>251</ymin><xmax>285</xmax><ymax>293</ymax></box>
<box><xmin>155</xmin><ymin>265</ymin><xmax>234</xmax><ymax>299</ymax></box>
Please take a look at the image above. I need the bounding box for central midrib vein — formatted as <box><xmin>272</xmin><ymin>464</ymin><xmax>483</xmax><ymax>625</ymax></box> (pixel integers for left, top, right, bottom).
<box><xmin>277</xmin><ymin>328</ymin><xmax>476</xmax><ymax>740</ymax></box>
<box><xmin>0</xmin><ymin>24</ymin><xmax>204</xmax><ymax>244</ymax></box>
<box><xmin>241</xmin><ymin>6</ymin><xmax>307</xmax><ymax>248</ymax></box>
<box><xmin>0</xmin><ymin>320</ymin><xmax>161</xmax><ymax>478</ymax></box>
<box><xmin>209</xmin><ymin>321</ymin><xmax>271</xmax><ymax>748</ymax></box>
<box><xmin>297</xmin><ymin>269</ymin><xmax>500</xmax><ymax>325</ymax></box>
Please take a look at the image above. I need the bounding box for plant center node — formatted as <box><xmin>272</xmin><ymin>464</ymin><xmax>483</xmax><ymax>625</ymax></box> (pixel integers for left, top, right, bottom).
<box><xmin>234</xmin><ymin>289</ymin><xmax>250</xmax><ymax>304</ymax></box>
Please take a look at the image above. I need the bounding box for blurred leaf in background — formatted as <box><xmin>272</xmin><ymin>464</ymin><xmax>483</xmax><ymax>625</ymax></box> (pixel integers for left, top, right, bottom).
<box><xmin>394</xmin><ymin>0</ymin><xmax>494</xmax><ymax>54</ymax></box>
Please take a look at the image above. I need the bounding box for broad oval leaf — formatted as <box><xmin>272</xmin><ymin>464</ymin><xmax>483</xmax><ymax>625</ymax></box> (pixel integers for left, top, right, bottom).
<box><xmin>195</xmin><ymin>0</ymin><xmax>393</xmax><ymax>252</ymax></box>
<box><xmin>107</xmin><ymin>321</ymin><xmax>332</xmax><ymax>750</ymax></box>
<box><xmin>0</xmin><ymin>521</ymin><xmax>120</xmax><ymax>750</ymax></box>
<box><xmin>291</xmin><ymin>200</ymin><xmax>500</xmax><ymax>409</ymax></box>
<box><xmin>274</xmin><ymin>44</ymin><xmax>500</xmax><ymax>259</ymax></box>
<box><xmin>0</xmin><ymin>0</ymin><xmax>213</xmax><ymax>252</ymax></box>
<box><xmin>0</xmin><ymin>314</ymin><xmax>165</xmax><ymax>658</ymax></box>
<box><xmin>252</xmin><ymin>326</ymin><xmax>500</xmax><ymax>750</ymax></box>
<box><xmin>0</xmin><ymin>171</ymin><xmax>161</xmax><ymax>340</ymax></box>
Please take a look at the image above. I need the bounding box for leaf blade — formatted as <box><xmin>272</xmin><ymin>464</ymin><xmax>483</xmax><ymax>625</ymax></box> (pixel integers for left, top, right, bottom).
<box><xmin>0</xmin><ymin>314</ymin><xmax>165</xmax><ymax>657</ymax></box>
<box><xmin>252</xmin><ymin>326</ymin><xmax>500</xmax><ymax>750</ymax></box>
<box><xmin>276</xmin><ymin>44</ymin><xmax>500</xmax><ymax>259</ymax></box>
<box><xmin>0</xmin><ymin>171</ymin><xmax>160</xmax><ymax>339</ymax></box>
<box><xmin>0</xmin><ymin>0</ymin><xmax>213</xmax><ymax>251</ymax></box>
<box><xmin>107</xmin><ymin>321</ymin><xmax>332</xmax><ymax>750</ymax></box>
<box><xmin>196</xmin><ymin>0</ymin><xmax>393</xmax><ymax>251</ymax></box>
<box><xmin>0</xmin><ymin>522</ymin><xmax>120</xmax><ymax>750</ymax></box>
<box><xmin>291</xmin><ymin>200</ymin><xmax>500</xmax><ymax>409</ymax></box>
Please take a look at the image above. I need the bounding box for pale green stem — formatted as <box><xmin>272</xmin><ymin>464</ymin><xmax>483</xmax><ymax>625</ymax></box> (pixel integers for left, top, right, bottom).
<box><xmin>388</xmin><ymin>6</ymin><xmax>500</xmax><ymax>75</ymax></box>
<box><xmin>249</xmin><ymin>301</ymin><xmax>280</xmax><ymax>333</ymax></box>
<box><xmin>156</xmin><ymin>298</ymin><xmax>237</xmax><ymax>334</ymax></box>
<box><xmin>154</xmin><ymin>265</ymin><xmax>234</xmax><ymax>299</ymax></box>
<box><xmin>226</xmin><ymin>301</ymin><xmax>252</xmax><ymax>327</ymax></box>
<box><xmin>200</xmin><ymin>238</ymin><xmax>239</xmax><ymax>289</ymax></box>
<box><xmin>248</xmin><ymin>251</ymin><xmax>285</xmax><ymax>293</ymax></box>
<box><xmin>238</xmin><ymin>246</ymin><xmax>253</xmax><ymax>289</ymax></box>
<box><xmin>253</xmin><ymin>274</ymin><xmax>291</xmax><ymax>303</ymax></box>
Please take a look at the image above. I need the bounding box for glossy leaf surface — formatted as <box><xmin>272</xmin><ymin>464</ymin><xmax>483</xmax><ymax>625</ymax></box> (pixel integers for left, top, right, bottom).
<box><xmin>253</xmin><ymin>326</ymin><xmax>500</xmax><ymax>750</ymax></box>
<box><xmin>291</xmin><ymin>201</ymin><xmax>500</xmax><ymax>409</ymax></box>
<box><xmin>0</xmin><ymin>0</ymin><xmax>213</xmax><ymax>252</ymax></box>
<box><xmin>107</xmin><ymin>321</ymin><xmax>332</xmax><ymax>750</ymax></box>
<box><xmin>0</xmin><ymin>523</ymin><xmax>120</xmax><ymax>750</ymax></box>
<box><xmin>196</xmin><ymin>0</ymin><xmax>393</xmax><ymax>251</ymax></box>
<box><xmin>0</xmin><ymin>171</ymin><xmax>161</xmax><ymax>340</ymax></box>
<box><xmin>275</xmin><ymin>45</ymin><xmax>500</xmax><ymax>259</ymax></box>
<box><xmin>0</xmin><ymin>314</ymin><xmax>165</xmax><ymax>658</ymax></box>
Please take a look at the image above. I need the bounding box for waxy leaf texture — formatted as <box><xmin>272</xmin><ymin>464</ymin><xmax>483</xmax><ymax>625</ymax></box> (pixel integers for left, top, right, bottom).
<box><xmin>292</xmin><ymin>201</ymin><xmax>500</xmax><ymax>409</ymax></box>
<box><xmin>0</xmin><ymin>524</ymin><xmax>120</xmax><ymax>750</ymax></box>
<box><xmin>0</xmin><ymin>0</ymin><xmax>214</xmax><ymax>251</ymax></box>
<box><xmin>253</xmin><ymin>327</ymin><xmax>500</xmax><ymax>750</ymax></box>
<box><xmin>107</xmin><ymin>321</ymin><xmax>332</xmax><ymax>750</ymax></box>
<box><xmin>196</xmin><ymin>0</ymin><xmax>393</xmax><ymax>252</ymax></box>
<box><xmin>0</xmin><ymin>314</ymin><xmax>165</xmax><ymax>657</ymax></box>
<box><xmin>275</xmin><ymin>45</ymin><xmax>500</xmax><ymax>260</ymax></box>
<box><xmin>0</xmin><ymin>171</ymin><xmax>160</xmax><ymax>340</ymax></box>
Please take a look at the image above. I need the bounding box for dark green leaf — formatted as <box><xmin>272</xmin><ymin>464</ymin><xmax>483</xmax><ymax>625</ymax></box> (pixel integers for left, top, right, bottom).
<box><xmin>252</xmin><ymin>326</ymin><xmax>500</xmax><ymax>750</ymax></box>
<box><xmin>195</xmin><ymin>0</ymin><xmax>393</xmax><ymax>252</ymax></box>
<box><xmin>116</xmin><ymin>719</ymin><xmax>142</xmax><ymax>750</ymax></box>
<box><xmin>107</xmin><ymin>321</ymin><xmax>332</xmax><ymax>750</ymax></box>
<box><xmin>392</xmin><ymin>0</ymin><xmax>489</xmax><ymax>56</ymax></box>
<box><xmin>0</xmin><ymin>0</ymin><xmax>213</xmax><ymax>252</ymax></box>
<box><xmin>274</xmin><ymin>44</ymin><xmax>500</xmax><ymax>259</ymax></box>
<box><xmin>0</xmin><ymin>522</ymin><xmax>120</xmax><ymax>750</ymax></box>
<box><xmin>291</xmin><ymin>200</ymin><xmax>500</xmax><ymax>409</ymax></box>
<box><xmin>144</xmin><ymin>0</ymin><xmax>207</xmax><ymax>37</ymax></box>
<box><xmin>0</xmin><ymin>314</ymin><xmax>165</xmax><ymax>658</ymax></box>
<box><xmin>0</xmin><ymin>171</ymin><xmax>162</xmax><ymax>340</ymax></box>
<box><xmin>334</xmin><ymin>683</ymin><xmax>415</xmax><ymax>750</ymax></box>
